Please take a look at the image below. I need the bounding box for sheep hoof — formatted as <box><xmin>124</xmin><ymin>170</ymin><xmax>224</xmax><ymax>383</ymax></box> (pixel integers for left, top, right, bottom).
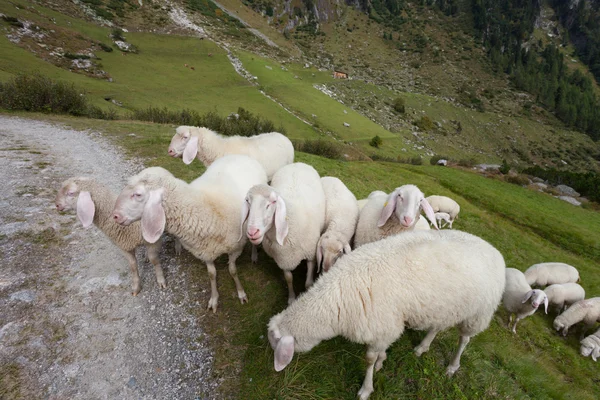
<box><xmin>132</xmin><ymin>284</ymin><xmax>142</xmax><ymax>296</ymax></box>
<box><xmin>238</xmin><ymin>292</ymin><xmax>248</xmax><ymax>304</ymax></box>
<box><xmin>158</xmin><ymin>281</ymin><xmax>167</xmax><ymax>289</ymax></box>
<box><xmin>357</xmin><ymin>385</ymin><xmax>373</xmax><ymax>400</ymax></box>
<box><xmin>287</xmin><ymin>296</ymin><xmax>296</xmax><ymax>305</ymax></box>
<box><xmin>446</xmin><ymin>365</ymin><xmax>459</xmax><ymax>377</ymax></box>
<box><xmin>414</xmin><ymin>345</ymin><xmax>428</xmax><ymax>357</ymax></box>
<box><xmin>207</xmin><ymin>297</ymin><xmax>218</xmax><ymax>313</ymax></box>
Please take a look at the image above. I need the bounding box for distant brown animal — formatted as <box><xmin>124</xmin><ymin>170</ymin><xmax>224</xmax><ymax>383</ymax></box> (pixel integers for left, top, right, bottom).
<box><xmin>190</xmin><ymin>66</ymin><xmax>195</xmax><ymax>70</ymax></box>
<box><xmin>184</xmin><ymin>63</ymin><xmax>189</xmax><ymax>67</ymax></box>
<box><xmin>208</xmin><ymin>53</ymin><xmax>213</xmax><ymax>57</ymax></box>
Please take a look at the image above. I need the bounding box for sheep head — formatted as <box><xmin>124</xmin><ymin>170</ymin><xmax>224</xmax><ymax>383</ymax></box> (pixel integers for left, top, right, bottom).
<box><xmin>378</xmin><ymin>185</ymin><xmax>438</xmax><ymax>230</ymax></box>
<box><xmin>241</xmin><ymin>184</ymin><xmax>288</xmax><ymax>246</ymax></box>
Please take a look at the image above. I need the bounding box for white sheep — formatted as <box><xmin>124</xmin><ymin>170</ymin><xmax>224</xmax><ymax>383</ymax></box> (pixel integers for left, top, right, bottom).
<box><xmin>168</xmin><ymin>126</ymin><xmax>294</xmax><ymax>180</ymax></box>
<box><xmin>580</xmin><ymin>328</ymin><xmax>600</xmax><ymax>361</ymax></box>
<box><xmin>553</xmin><ymin>297</ymin><xmax>600</xmax><ymax>337</ymax></box>
<box><xmin>55</xmin><ymin>177</ymin><xmax>170</xmax><ymax>296</ymax></box>
<box><xmin>112</xmin><ymin>156</ymin><xmax>268</xmax><ymax>312</ymax></box>
<box><xmin>544</xmin><ymin>283</ymin><xmax>585</xmax><ymax>313</ymax></box>
<box><xmin>354</xmin><ymin>184</ymin><xmax>437</xmax><ymax>247</ymax></box>
<box><xmin>242</xmin><ymin>163</ymin><xmax>326</xmax><ymax>304</ymax></box>
<box><xmin>267</xmin><ymin>230</ymin><xmax>505</xmax><ymax>399</ymax></box>
<box><xmin>357</xmin><ymin>191</ymin><xmax>386</xmax><ymax>211</ymax></box>
<box><xmin>316</xmin><ymin>177</ymin><xmax>359</xmax><ymax>272</ymax></box>
<box><xmin>502</xmin><ymin>268</ymin><xmax>548</xmax><ymax>334</ymax></box>
<box><xmin>524</xmin><ymin>262</ymin><xmax>580</xmax><ymax>287</ymax></box>
<box><xmin>426</xmin><ymin>195</ymin><xmax>460</xmax><ymax>217</ymax></box>
<box><xmin>434</xmin><ymin>212</ymin><xmax>452</xmax><ymax>228</ymax></box>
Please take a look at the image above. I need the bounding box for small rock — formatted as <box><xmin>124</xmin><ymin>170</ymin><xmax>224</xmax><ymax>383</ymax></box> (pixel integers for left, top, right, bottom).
<box><xmin>556</xmin><ymin>185</ymin><xmax>580</xmax><ymax>197</ymax></box>
<box><xmin>127</xmin><ymin>376</ymin><xmax>137</xmax><ymax>388</ymax></box>
<box><xmin>265</xmin><ymin>65</ymin><xmax>272</xmax><ymax>70</ymax></box>
<box><xmin>557</xmin><ymin>196</ymin><xmax>581</xmax><ymax>206</ymax></box>
<box><xmin>343</xmin><ymin>122</ymin><xmax>350</xmax><ymax>127</ymax></box>
<box><xmin>9</xmin><ymin>290</ymin><xmax>36</xmax><ymax>303</ymax></box>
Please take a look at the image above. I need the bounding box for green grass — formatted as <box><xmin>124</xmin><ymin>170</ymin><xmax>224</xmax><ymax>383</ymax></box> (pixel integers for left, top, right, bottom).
<box><xmin>23</xmin><ymin>114</ymin><xmax>600</xmax><ymax>399</ymax></box>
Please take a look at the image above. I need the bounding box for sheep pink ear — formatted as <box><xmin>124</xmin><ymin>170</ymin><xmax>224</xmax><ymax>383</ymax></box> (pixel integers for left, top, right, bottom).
<box><xmin>420</xmin><ymin>198</ymin><xmax>438</xmax><ymax>230</ymax></box>
<box><xmin>274</xmin><ymin>195</ymin><xmax>288</xmax><ymax>246</ymax></box>
<box><xmin>141</xmin><ymin>189</ymin><xmax>165</xmax><ymax>243</ymax></box>
<box><xmin>522</xmin><ymin>290</ymin><xmax>534</xmax><ymax>303</ymax></box>
<box><xmin>182</xmin><ymin>136</ymin><xmax>198</xmax><ymax>165</ymax></box>
<box><xmin>274</xmin><ymin>335</ymin><xmax>295</xmax><ymax>372</ymax></box>
<box><xmin>343</xmin><ymin>243</ymin><xmax>352</xmax><ymax>254</ymax></box>
<box><xmin>76</xmin><ymin>191</ymin><xmax>95</xmax><ymax>228</ymax></box>
<box><xmin>544</xmin><ymin>296</ymin><xmax>549</xmax><ymax>314</ymax></box>
<box><xmin>378</xmin><ymin>191</ymin><xmax>398</xmax><ymax>227</ymax></box>
<box><xmin>239</xmin><ymin>199</ymin><xmax>249</xmax><ymax>242</ymax></box>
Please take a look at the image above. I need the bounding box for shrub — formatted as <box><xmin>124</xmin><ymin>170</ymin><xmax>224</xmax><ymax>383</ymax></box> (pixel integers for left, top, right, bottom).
<box><xmin>63</xmin><ymin>52</ymin><xmax>91</xmax><ymax>60</ymax></box>
<box><xmin>392</xmin><ymin>97</ymin><xmax>405</xmax><ymax>113</ymax></box>
<box><xmin>458</xmin><ymin>158</ymin><xmax>477</xmax><ymax>168</ymax></box>
<box><xmin>505</xmin><ymin>174</ymin><xmax>530</xmax><ymax>186</ymax></box>
<box><xmin>397</xmin><ymin>156</ymin><xmax>423</xmax><ymax>165</ymax></box>
<box><xmin>98</xmin><ymin>42</ymin><xmax>113</xmax><ymax>52</ymax></box>
<box><xmin>430</xmin><ymin>155</ymin><xmax>449</xmax><ymax>165</ymax></box>
<box><xmin>1</xmin><ymin>15</ymin><xmax>24</xmax><ymax>28</ymax></box>
<box><xmin>111</xmin><ymin>28</ymin><xmax>126</xmax><ymax>41</ymax></box>
<box><xmin>369</xmin><ymin>135</ymin><xmax>383</xmax><ymax>148</ymax></box>
<box><xmin>414</xmin><ymin>115</ymin><xmax>434</xmax><ymax>131</ymax></box>
<box><xmin>499</xmin><ymin>159</ymin><xmax>510</xmax><ymax>174</ymax></box>
<box><xmin>293</xmin><ymin>139</ymin><xmax>342</xmax><ymax>160</ymax></box>
<box><xmin>523</xmin><ymin>165</ymin><xmax>600</xmax><ymax>203</ymax></box>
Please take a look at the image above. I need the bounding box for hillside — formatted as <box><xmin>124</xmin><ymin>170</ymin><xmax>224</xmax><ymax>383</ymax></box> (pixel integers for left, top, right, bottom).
<box><xmin>0</xmin><ymin>0</ymin><xmax>599</xmax><ymax>171</ymax></box>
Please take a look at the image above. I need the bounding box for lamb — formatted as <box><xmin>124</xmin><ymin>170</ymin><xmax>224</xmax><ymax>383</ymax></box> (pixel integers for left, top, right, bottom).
<box><xmin>267</xmin><ymin>230</ymin><xmax>505</xmax><ymax>399</ymax></box>
<box><xmin>502</xmin><ymin>268</ymin><xmax>548</xmax><ymax>334</ymax></box>
<box><xmin>316</xmin><ymin>177</ymin><xmax>359</xmax><ymax>272</ymax></box>
<box><xmin>543</xmin><ymin>283</ymin><xmax>585</xmax><ymax>313</ymax></box>
<box><xmin>580</xmin><ymin>328</ymin><xmax>600</xmax><ymax>361</ymax></box>
<box><xmin>553</xmin><ymin>297</ymin><xmax>600</xmax><ymax>337</ymax></box>
<box><xmin>354</xmin><ymin>184</ymin><xmax>437</xmax><ymax>247</ymax></box>
<box><xmin>168</xmin><ymin>126</ymin><xmax>294</xmax><ymax>180</ymax></box>
<box><xmin>112</xmin><ymin>155</ymin><xmax>268</xmax><ymax>312</ymax></box>
<box><xmin>425</xmin><ymin>195</ymin><xmax>460</xmax><ymax>225</ymax></box>
<box><xmin>55</xmin><ymin>177</ymin><xmax>170</xmax><ymax>296</ymax></box>
<box><xmin>434</xmin><ymin>212</ymin><xmax>453</xmax><ymax>228</ymax></box>
<box><xmin>524</xmin><ymin>262</ymin><xmax>580</xmax><ymax>287</ymax></box>
<box><xmin>242</xmin><ymin>163</ymin><xmax>326</xmax><ymax>304</ymax></box>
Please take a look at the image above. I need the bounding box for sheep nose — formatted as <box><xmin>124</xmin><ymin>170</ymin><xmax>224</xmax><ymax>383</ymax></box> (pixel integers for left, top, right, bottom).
<box><xmin>168</xmin><ymin>148</ymin><xmax>175</xmax><ymax>156</ymax></box>
<box><xmin>56</xmin><ymin>204</ymin><xmax>62</xmax><ymax>211</ymax></box>
<box><xmin>247</xmin><ymin>227</ymin><xmax>260</xmax><ymax>238</ymax></box>
<box><xmin>113</xmin><ymin>212</ymin><xmax>123</xmax><ymax>223</ymax></box>
<box><xmin>403</xmin><ymin>216</ymin><xmax>413</xmax><ymax>226</ymax></box>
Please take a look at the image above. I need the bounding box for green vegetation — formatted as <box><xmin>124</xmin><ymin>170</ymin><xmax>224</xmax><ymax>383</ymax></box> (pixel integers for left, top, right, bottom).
<box><xmin>292</xmin><ymin>139</ymin><xmax>343</xmax><ymax>160</ymax></box>
<box><xmin>369</xmin><ymin>135</ymin><xmax>382</xmax><ymax>148</ymax></box>
<box><xmin>523</xmin><ymin>165</ymin><xmax>600</xmax><ymax>202</ymax></box>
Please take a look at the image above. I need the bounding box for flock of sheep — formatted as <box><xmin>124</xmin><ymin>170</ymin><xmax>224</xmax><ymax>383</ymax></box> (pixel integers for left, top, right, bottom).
<box><xmin>53</xmin><ymin>125</ymin><xmax>596</xmax><ymax>399</ymax></box>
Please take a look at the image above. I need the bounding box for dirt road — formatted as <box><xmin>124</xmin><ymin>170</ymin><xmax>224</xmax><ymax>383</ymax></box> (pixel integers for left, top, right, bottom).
<box><xmin>0</xmin><ymin>116</ymin><xmax>216</xmax><ymax>399</ymax></box>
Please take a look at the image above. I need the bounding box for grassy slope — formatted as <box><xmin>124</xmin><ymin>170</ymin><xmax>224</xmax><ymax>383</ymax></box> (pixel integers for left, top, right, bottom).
<box><xmin>26</xmin><ymin>113</ymin><xmax>600</xmax><ymax>399</ymax></box>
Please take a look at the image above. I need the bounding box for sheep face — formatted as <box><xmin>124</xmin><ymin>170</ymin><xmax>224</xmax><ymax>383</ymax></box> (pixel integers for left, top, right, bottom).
<box><xmin>378</xmin><ymin>185</ymin><xmax>438</xmax><ymax>229</ymax></box>
<box><xmin>553</xmin><ymin>319</ymin><xmax>565</xmax><ymax>332</ymax></box>
<box><xmin>268</xmin><ymin>316</ymin><xmax>322</xmax><ymax>372</ymax></box>
<box><xmin>55</xmin><ymin>178</ymin><xmax>95</xmax><ymax>228</ymax></box>
<box><xmin>581</xmin><ymin>342</ymin><xmax>594</xmax><ymax>358</ymax></box>
<box><xmin>55</xmin><ymin>179</ymin><xmax>81</xmax><ymax>212</ymax></box>
<box><xmin>242</xmin><ymin>185</ymin><xmax>287</xmax><ymax>246</ymax></box>
<box><xmin>522</xmin><ymin>289</ymin><xmax>548</xmax><ymax>314</ymax></box>
<box><xmin>112</xmin><ymin>181</ymin><xmax>151</xmax><ymax>226</ymax></box>
<box><xmin>317</xmin><ymin>232</ymin><xmax>351</xmax><ymax>272</ymax></box>
<box><xmin>167</xmin><ymin>126</ymin><xmax>193</xmax><ymax>157</ymax></box>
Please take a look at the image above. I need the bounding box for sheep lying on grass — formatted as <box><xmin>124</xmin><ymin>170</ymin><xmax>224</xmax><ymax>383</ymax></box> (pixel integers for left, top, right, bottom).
<box><xmin>268</xmin><ymin>230</ymin><xmax>505</xmax><ymax>399</ymax></box>
<box><xmin>553</xmin><ymin>298</ymin><xmax>600</xmax><ymax>337</ymax></box>
<box><xmin>242</xmin><ymin>163</ymin><xmax>326</xmax><ymax>304</ymax></box>
<box><xmin>502</xmin><ymin>268</ymin><xmax>548</xmax><ymax>334</ymax></box>
<box><xmin>524</xmin><ymin>262</ymin><xmax>580</xmax><ymax>287</ymax></box>
<box><xmin>112</xmin><ymin>156</ymin><xmax>267</xmax><ymax>312</ymax></box>
<box><xmin>55</xmin><ymin>177</ymin><xmax>169</xmax><ymax>295</ymax></box>
<box><xmin>168</xmin><ymin>126</ymin><xmax>294</xmax><ymax>180</ymax></box>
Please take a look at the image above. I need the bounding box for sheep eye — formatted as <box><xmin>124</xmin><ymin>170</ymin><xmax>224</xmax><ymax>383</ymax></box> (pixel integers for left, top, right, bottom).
<box><xmin>67</xmin><ymin>191</ymin><xmax>74</xmax><ymax>196</ymax></box>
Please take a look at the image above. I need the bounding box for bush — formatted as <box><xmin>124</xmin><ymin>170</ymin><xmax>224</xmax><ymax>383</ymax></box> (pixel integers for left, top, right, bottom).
<box><xmin>392</xmin><ymin>97</ymin><xmax>405</xmax><ymax>113</ymax></box>
<box><xmin>63</xmin><ymin>52</ymin><xmax>91</xmax><ymax>60</ymax></box>
<box><xmin>111</xmin><ymin>28</ymin><xmax>126</xmax><ymax>41</ymax></box>
<box><xmin>505</xmin><ymin>174</ymin><xmax>530</xmax><ymax>186</ymax></box>
<box><xmin>397</xmin><ymin>156</ymin><xmax>423</xmax><ymax>165</ymax></box>
<box><xmin>98</xmin><ymin>42</ymin><xmax>113</xmax><ymax>52</ymax></box>
<box><xmin>369</xmin><ymin>135</ymin><xmax>383</xmax><ymax>148</ymax></box>
<box><xmin>430</xmin><ymin>155</ymin><xmax>449</xmax><ymax>165</ymax></box>
<box><xmin>129</xmin><ymin>106</ymin><xmax>286</xmax><ymax>137</ymax></box>
<box><xmin>457</xmin><ymin>158</ymin><xmax>477</xmax><ymax>168</ymax></box>
<box><xmin>414</xmin><ymin>115</ymin><xmax>434</xmax><ymax>131</ymax></box>
<box><xmin>523</xmin><ymin>165</ymin><xmax>600</xmax><ymax>203</ymax></box>
<box><xmin>292</xmin><ymin>139</ymin><xmax>342</xmax><ymax>160</ymax></box>
<box><xmin>499</xmin><ymin>159</ymin><xmax>510</xmax><ymax>174</ymax></box>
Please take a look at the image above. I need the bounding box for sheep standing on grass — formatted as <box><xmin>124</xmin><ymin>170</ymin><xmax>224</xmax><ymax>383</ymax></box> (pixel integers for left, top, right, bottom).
<box><xmin>553</xmin><ymin>298</ymin><xmax>600</xmax><ymax>337</ymax></box>
<box><xmin>502</xmin><ymin>268</ymin><xmax>548</xmax><ymax>334</ymax></box>
<box><xmin>316</xmin><ymin>177</ymin><xmax>359</xmax><ymax>272</ymax></box>
<box><xmin>168</xmin><ymin>126</ymin><xmax>294</xmax><ymax>180</ymax></box>
<box><xmin>544</xmin><ymin>283</ymin><xmax>585</xmax><ymax>313</ymax></box>
<box><xmin>354</xmin><ymin>184</ymin><xmax>437</xmax><ymax>247</ymax></box>
<box><xmin>580</xmin><ymin>328</ymin><xmax>600</xmax><ymax>361</ymax></box>
<box><xmin>426</xmin><ymin>195</ymin><xmax>460</xmax><ymax>225</ymax></box>
<box><xmin>524</xmin><ymin>262</ymin><xmax>580</xmax><ymax>287</ymax></box>
<box><xmin>112</xmin><ymin>156</ymin><xmax>268</xmax><ymax>312</ymax></box>
<box><xmin>242</xmin><ymin>163</ymin><xmax>326</xmax><ymax>304</ymax></box>
<box><xmin>434</xmin><ymin>212</ymin><xmax>453</xmax><ymax>228</ymax></box>
<box><xmin>55</xmin><ymin>177</ymin><xmax>172</xmax><ymax>295</ymax></box>
<box><xmin>268</xmin><ymin>230</ymin><xmax>505</xmax><ymax>400</ymax></box>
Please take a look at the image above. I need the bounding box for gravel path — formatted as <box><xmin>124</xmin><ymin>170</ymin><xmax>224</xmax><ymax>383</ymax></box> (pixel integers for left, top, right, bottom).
<box><xmin>0</xmin><ymin>116</ymin><xmax>217</xmax><ymax>399</ymax></box>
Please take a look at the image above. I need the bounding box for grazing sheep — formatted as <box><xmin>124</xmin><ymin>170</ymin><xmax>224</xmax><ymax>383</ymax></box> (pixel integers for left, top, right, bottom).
<box><xmin>316</xmin><ymin>177</ymin><xmax>359</xmax><ymax>272</ymax></box>
<box><xmin>502</xmin><ymin>268</ymin><xmax>548</xmax><ymax>334</ymax></box>
<box><xmin>524</xmin><ymin>262</ymin><xmax>580</xmax><ymax>287</ymax></box>
<box><xmin>580</xmin><ymin>328</ymin><xmax>600</xmax><ymax>361</ymax></box>
<box><xmin>434</xmin><ymin>212</ymin><xmax>453</xmax><ymax>228</ymax></box>
<box><xmin>168</xmin><ymin>126</ymin><xmax>294</xmax><ymax>180</ymax></box>
<box><xmin>425</xmin><ymin>195</ymin><xmax>460</xmax><ymax>225</ymax></box>
<box><xmin>55</xmin><ymin>177</ymin><xmax>168</xmax><ymax>296</ymax></box>
<box><xmin>268</xmin><ymin>230</ymin><xmax>505</xmax><ymax>399</ymax></box>
<box><xmin>544</xmin><ymin>283</ymin><xmax>585</xmax><ymax>313</ymax></box>
<box><xmin>242</xmin><ymin>163</ymin><xmax>326</xmax><ymax>304</ymax></box>
<box><xmin>354</xmin><ymin>185</ymin><xmax>437</xmax><ymax>247</ymax></box>
<box><xmin>112</xmin><ymin>156</ymin><xmax>268</xmax><ymax>312</ymax></box>
<box><xmin>553</xmin><ymin>298</ymin><xmax>600</xmax><ymax>337</ymax></box>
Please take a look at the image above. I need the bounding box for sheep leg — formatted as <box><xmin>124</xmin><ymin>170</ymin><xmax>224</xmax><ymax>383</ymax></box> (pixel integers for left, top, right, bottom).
<box><xmin>357</xmin><ymin>348</ymin><xmax>379</xmax><ymax>400</ymax></box>
<box><xmin>446</xmin><ymin>335</ymin><xmax>471</xmax><ymax>377</ymax></box>
<box><xmin>374</xmin><ymin>351</ymin><xmax>387</xmax><ymax>372</ymax></box>
<box><xmin>511</xmin><ymin>316</ymin><xmax>523</xmax><ymax>334</ymax></box>
<box><xmin>228</xmin><ymin>252</ymin><xmax>248</xmax><ymax>304</ymax></box>
<box><xmin>206</xmin><ymin>261</ymin><xmax>219</xmax><ymax>313</ymax></box>
<box><xmin>123</xmin><ymin>250</ymin><xmax>142</xmax><ymax>296</ymax></box>
<box><xmin>147</xmin><ymin>242</ymin><xmax>166</xmax><ymax>289</ymax></box>
<box><xmin>284</xmin><ymin>270</ymin><xmax>295</xmax><ymax>305</ymax></box>
<box><xmin>305</xmin><ymin>260</ymin><xmax>315</xmax><ymax>288</ymax></box>
<box><xmin>174</xmin><ymin>238</ymin><xmax>182</xmax><ymax>256</ymax></box>
<box><xmin>414</xmin><ymin>329</ymin><xmax>440</xmax><ymax>356</ymax></box>
<box><xmin>251</xmin><ymin>245</ymin><xmax>258</xmax><ymax>264</ymax></box>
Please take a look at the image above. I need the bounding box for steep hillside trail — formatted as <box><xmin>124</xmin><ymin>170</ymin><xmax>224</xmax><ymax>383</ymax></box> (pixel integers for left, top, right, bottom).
<box><xmin>0</xmin><ymin>116</ymin><xmax>217</xmax><ymax>399</ymax></box>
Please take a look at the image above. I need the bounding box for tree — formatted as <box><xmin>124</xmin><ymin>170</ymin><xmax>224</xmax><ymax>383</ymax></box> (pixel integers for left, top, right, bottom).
<box><xmin>369</xmin><ymin>135</ymin><xmax>383</xmax><ymax>148</ymax></box>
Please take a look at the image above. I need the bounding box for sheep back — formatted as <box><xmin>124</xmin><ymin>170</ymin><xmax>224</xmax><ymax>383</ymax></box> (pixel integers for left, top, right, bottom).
<box><xmin>554</xmin><ymin>298</ymin><xmax>600</xmax><ymax>330</ymax></box>
<box><xmin>502</xmin><ymin>268</ymin><xmax>532</xmax><ymax>314</ymax></box>
<box><xmin>425</xmin><ymin>195</ymin><xmax>460</xmax><ymax>219</ymax></box>
<box><xmin>544</xmin><ymin>283</ymin><xmax>585</xmax><ymax>308</ymax></box>
<box><xmin>320</xmin><ymin>176</ymin><xmax>359</xmax><ymax>239</ymax></box>
<box><xmin>524</xmin><ymin>262</ymin><xmax>579</xmax><ymax>286</ymax></box>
